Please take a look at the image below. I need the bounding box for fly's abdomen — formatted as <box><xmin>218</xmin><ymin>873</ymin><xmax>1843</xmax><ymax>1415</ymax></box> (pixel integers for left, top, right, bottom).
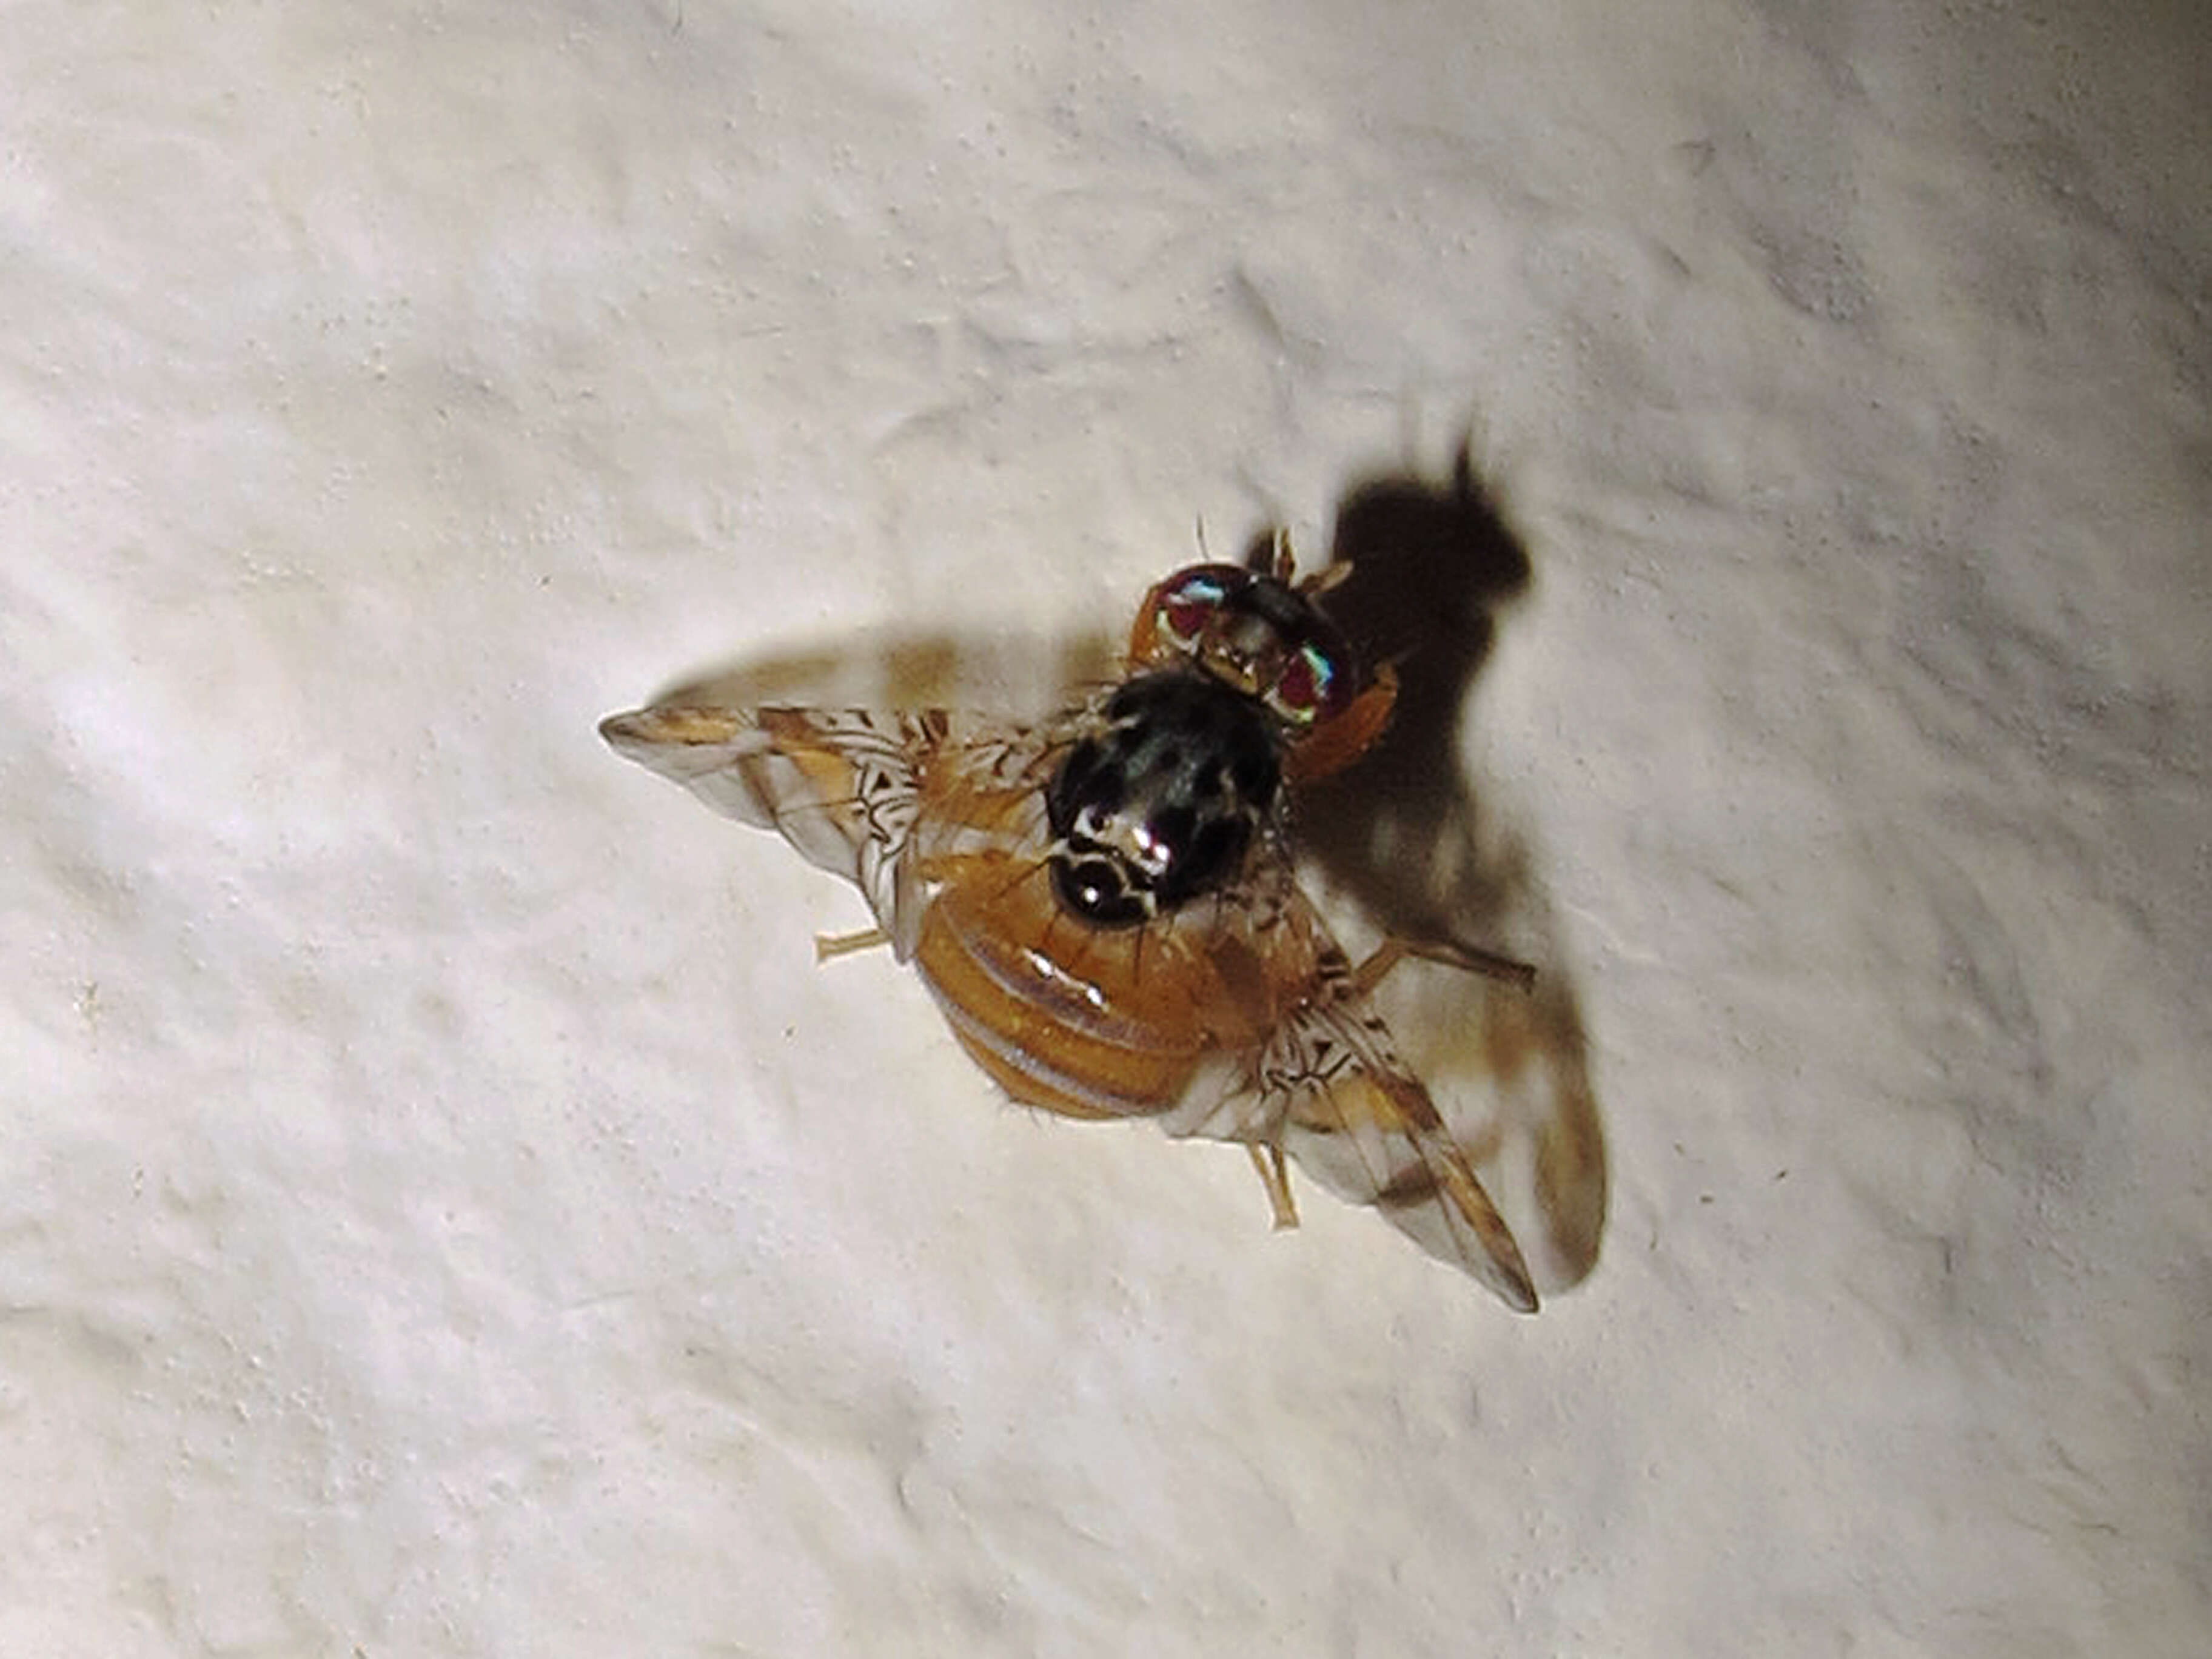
<box><xmin>914</xmin><ymin>857</ymin><xmax>1245</xmax><ymax>1121</ymax></box>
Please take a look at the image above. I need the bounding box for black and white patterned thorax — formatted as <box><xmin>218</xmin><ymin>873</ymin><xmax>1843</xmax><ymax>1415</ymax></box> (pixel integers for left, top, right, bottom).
<box><xmin>1044</xmin><ymin>669</ymin><xmax>1284</xmax><ymax>928</ymax></box>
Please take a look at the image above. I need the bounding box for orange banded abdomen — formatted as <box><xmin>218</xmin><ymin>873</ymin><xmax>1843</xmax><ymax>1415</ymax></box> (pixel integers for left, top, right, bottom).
<box><xmin>913</xmin><ymin>856</ymin><xmax>1272</xmax><ymax>1121</ymax></box>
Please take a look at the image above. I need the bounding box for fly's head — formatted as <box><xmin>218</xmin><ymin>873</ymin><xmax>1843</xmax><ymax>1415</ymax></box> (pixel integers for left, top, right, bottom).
<box><xmin>1125</xmin><ymin>557</ymin><xmax>1366</xmax><ymax>737</ymax></box>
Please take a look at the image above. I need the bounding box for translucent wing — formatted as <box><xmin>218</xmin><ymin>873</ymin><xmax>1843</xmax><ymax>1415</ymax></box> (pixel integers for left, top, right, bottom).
<box><xmin>603</xmin><ymin>698</ymin><xmax>1540</xmax><ymax>1307</ymax></box>
<box><xmin>1358</xmin><ymin>937</ymin><xmax>1606</xmax><ymax>1302</ymax></box>
<box><xmin>1169</xmin><ymin>869</ymin><xmax>1540</xmax><ymax>1311</ymax></box>
<box><xmin>598</xmin><ymin>703</ymin><xmax>1052</xmax><ymax>959</ymax></box>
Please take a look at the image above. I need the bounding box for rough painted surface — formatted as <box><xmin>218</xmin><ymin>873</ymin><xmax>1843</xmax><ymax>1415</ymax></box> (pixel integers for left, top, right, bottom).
<box><xmin>4</xmin><ymin>2</ymin><xmax>2205</xmax><ymax>1654</ymax></box>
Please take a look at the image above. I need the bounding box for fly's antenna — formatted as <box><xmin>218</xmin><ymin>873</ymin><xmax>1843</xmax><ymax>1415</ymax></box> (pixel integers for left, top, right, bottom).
<box><xmin>1245</xmin><ymin>526</ymin><xmax>1299</xmax><ymax>580</ymax></box>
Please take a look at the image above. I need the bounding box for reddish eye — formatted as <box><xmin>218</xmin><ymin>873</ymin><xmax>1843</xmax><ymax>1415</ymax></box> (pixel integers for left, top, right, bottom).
<box><xmin>1270</xmin><ymin>643</ymin><xmax>1336</xmax><ymax>725</ymax></box>
<box><xmin>1162</xmin><ymin>594</ymin><xmax>1212</xmax><ymax>640</ymax></box>
<box><xmin>1156</xmin><ymin>571</ymin><xmax>1231</xmax><ymax>643</ymax></box>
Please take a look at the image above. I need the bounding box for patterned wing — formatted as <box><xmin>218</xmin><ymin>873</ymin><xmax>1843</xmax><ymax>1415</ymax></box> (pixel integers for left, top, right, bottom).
<box><xmin>599</xmin><ymin>703</ymin><xmax>1050</xmax><ymax>959</ymax></box>
<box><xmin>1168</xmin><ymin>870</ymin><xmax>1540</xmax><ymax>1311</ymax></box>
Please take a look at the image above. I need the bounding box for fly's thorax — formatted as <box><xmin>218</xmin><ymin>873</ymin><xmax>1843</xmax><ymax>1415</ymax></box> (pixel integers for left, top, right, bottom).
<box><xmin>1045</xmin><ymin>670</ymin><xmax>1282</xmax><ymax>928</ymax></box>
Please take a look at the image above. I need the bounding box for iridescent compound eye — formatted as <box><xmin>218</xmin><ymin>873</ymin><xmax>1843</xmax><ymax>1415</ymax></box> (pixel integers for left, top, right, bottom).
<box><xmin>1153</xmin><ymin>566</ymin><xmax>1242</xmax><ymax>648</ymax></box>
<box><xmin>1267</xmin><ymin>640</ymin><xmax>1343</xmax><ymax>727</ymax></box>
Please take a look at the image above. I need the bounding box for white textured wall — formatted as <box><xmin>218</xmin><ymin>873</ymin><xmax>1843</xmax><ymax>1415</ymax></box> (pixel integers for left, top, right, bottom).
<box><xmin>4</xmin><ymin>2</ymin><xmax>2206</xmax><ymax>1654</ymax></box>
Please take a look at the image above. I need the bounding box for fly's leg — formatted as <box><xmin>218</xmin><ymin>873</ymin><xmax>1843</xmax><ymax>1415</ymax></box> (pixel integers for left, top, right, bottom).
<box><xmin>814</xmin><ymin>926</ymin><xmax>891</xmax><ymax>964</ymax></box>
<box><xmin>1350</xmin><ymin>936</ymin><xmax>1536</xmax><ymax>998</ymax></box>
<box><xmin>1244</xmin><ymin>1142</ymin><xmax>1301</xmax><ymax>1230</ymax></box>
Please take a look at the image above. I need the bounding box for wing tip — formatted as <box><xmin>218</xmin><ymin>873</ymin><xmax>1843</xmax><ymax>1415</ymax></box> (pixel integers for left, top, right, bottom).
<box><xmin>1498</xmin><ymin>1269</ymin><xmax>1541</xmax><ymax>1315</ymax></box>
<box><xmin>598</xmin><ymin>705</ymin><xmax>752</xmax><ymax>757</ymax></box>
<box><xmin>597</xmin><ymin>708</ymin><xmax>643</xmax><ymax>751</ymax></box>
<box><xmin>1467</xmin><ymin>1192</ymin><xmax>1542</xmax><ymax>1313</ymax></box>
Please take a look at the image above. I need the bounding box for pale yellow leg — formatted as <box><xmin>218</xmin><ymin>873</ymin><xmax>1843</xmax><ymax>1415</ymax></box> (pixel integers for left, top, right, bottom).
<box><xmin>814</xmin><ymin>926</ymin><xmax>891</xmax><ymax>964</ymax></box>
<box><xmin>1244</xmin><ymin>1143</ymin><xmax>1301</xmax><ymax>1230</ymax></box>
<box><xmin>1350</xmin><ymin>936</ymin><xmax>1537</xmax><ymax>997</ymax></box>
